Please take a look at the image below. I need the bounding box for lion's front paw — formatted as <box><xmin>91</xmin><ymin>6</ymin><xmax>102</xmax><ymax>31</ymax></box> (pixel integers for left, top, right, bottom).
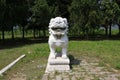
<box><xmin>50</xmin><ymin>53</ymin><xmax>55</xmax><ymax>59</ymax></box>
<box><xmin>62</xmin><ymin>55</ymin><xmax>67</xmax><ymax>59</ymax></box>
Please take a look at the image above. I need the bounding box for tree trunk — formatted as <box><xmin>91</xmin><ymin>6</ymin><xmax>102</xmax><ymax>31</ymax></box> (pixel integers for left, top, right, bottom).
<box><xmin>85</xmin><ymin>29</ymin><xmax>89</xmax><ymax>39</ymax></box>
<box><xmin>25</xmin><ymin>30</ymin><xmax>27</xmax><ymax>37</ymax></box>
<box><xmin>33</xmin><ymin>27</ymin><xmax>35</xmax><ymax>38</ymax></box>
<box><xmin>83</xmin><ymin>30</ymin><xmax>85</xmax><ymax>38</ymax></box>
<box><xmin>109</xmin><ymin>24</ymin><xmax>112</xmax><ymax>37</ymax></box>
<box><xmin>22</xmin><ymin>26</ymin><xmax>25</xmax><ymax>39</ymax></box>
<box><xmin>118</xmin><ymin>24</ymin><xmax>120</xmax><ymax>36</ymax></box>
<box><xmin>39</xmin><ymin>29</ymin><xmax>41</xmax><ymax>38</ymax></box>
<box><xmin>43</xmin><ymin>27</ymin><xmax>46</xmax><ymax>37</ymax></box>
<box><xmin>105</xmin><ymin>26</ymin><xmax>108</xmax><ymax>37</ymax></box>
<box><xmin>78</xmin><ymin>29</ymin><xmax>80</xmax><ymax>37</ymax></box>
<box><xmin>0</xmin><ymin>32</ymin><xmax>1</xmax><ymax>41</ymax></box>
<box><xmin>11</xmin><ymin>27</ymin><xmax>14</xmax><ymax>39</ymax></box>
<box><xmin>92</xmin><ymin>28</ymin><xmax>95</xmax><ymax>36</ymax></box>
<box><xmin>2</xmin><ymin>28</ymin><xmax>4</xmax><ymax>41</ymax></box>
<box><xmin>36</xmin><ymin>30</ymin><xmax>38</xmax><ymax>37</ymax></box>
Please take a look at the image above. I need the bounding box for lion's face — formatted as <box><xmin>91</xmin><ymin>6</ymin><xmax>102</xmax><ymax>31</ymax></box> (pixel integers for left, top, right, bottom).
<box><xmin>48</xmin><ymin>17</ymin><xmax>68</xmax><ymax>36</ymax></box>
<box><xmin>51</xmin><ymin>27</ymin><xmax>66</xmax><ymax>32</ymax></box>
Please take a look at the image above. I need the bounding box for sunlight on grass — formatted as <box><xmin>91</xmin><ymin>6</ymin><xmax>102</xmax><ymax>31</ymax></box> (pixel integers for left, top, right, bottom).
<box><xmin>0</xmin><ymin>40</ymin><xmax>120</xmax><ymax>80</ymax></box>
<box><xmin>68</xmin><ymin>40</ymin><xmax>120</xmax><ymax>69</ymax></box>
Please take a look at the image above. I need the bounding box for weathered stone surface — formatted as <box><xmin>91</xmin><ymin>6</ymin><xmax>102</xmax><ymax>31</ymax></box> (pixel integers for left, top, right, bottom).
<box><xmin>71</xmin><ymin>76</ymin><xmax>76</xmax><ymax>80</ymax></box>
<box><xmin>45</xmin><ymin>63</ymin><xmax>70</xmax><ymax>73</ymax></box>
<box><xmin>56</xmin><ymin>75</ymin><xmax>62</xmax><ymax>80</ymax></box>
<box><xmin>43</xmin><ymin>57</ymin><xmax>120</xmax><ymax>80</ymax></box>
<box><xmin>42</xmin><ymin>74</ymin><xmax>48</xmax><ymax>80</ymax></box>
<box><xmin>48</xmin><ymin>17</ymin><xmax>69</xmax><ymax>59</ymax></box>
<box><xmin>45</xmin><ymin>17</ymin><xmax>70</xmax><ymax>73</ymax></box>
<box><xmin>45</xmin><ymin>56</ymin><xmax>70</xmax><ymax>73</ymax></box>
<box><xmin>63</xmin><ymin>75</ymin><xmax>69</xmax><ymax>80</ymax></box>
<box><xmin>48</xmin><ymin>57</ymin><xmax>70</xmax><ymax>65</ymax></box>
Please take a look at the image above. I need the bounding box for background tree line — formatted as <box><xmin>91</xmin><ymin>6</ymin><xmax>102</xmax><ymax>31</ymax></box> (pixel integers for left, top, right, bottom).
<box><xmin>0</xmin><ymin>0</ymin><xmax>120</xmax><ymax>41</ymax></box>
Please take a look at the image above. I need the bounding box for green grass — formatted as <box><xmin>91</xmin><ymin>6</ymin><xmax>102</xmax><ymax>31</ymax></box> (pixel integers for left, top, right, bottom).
<box><xmin>0</xmin><ymin>43</ymin><xmax>49</xmax><ymax>80</ymax></box>
<box><xmin>68</xmin><ymin>40</ymin><xmax>120</xmax><ymax>67</ymax></box>
<box><xmin>0</xmin><ymin>40</ymin><xmax>120</xmax><ymax>80</ymax></box>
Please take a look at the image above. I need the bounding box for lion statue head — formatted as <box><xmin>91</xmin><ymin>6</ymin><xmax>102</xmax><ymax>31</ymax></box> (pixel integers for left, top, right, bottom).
<box><xmin>48</xmin><ymin>17</ymin><xmax>68</xmax><ymax>39</ymax></box>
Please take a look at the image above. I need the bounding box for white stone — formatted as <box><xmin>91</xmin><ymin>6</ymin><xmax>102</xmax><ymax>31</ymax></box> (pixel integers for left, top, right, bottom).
<box><xmin>56</xmin><ymin>75</ymin><xmax>62</xmax><ymax>80</ymax></box>
<box><xmin>48</xmin><ymin>17</ymin><xmax>69</xmax><ymax>59</ymax></box>
<box><xmin>48</xmin><ymin>53</ymin><xmax>70</xmax><ymax>65</ymax></box>
<box><xmin>45</xmin><ymin>56</ymin><xmax>70</xmax><ymax>73</ymax></box>
<box><xmin>45</xmin><ymin>17</ymin><xmax>70</xmax><ymax>73</ymax></box>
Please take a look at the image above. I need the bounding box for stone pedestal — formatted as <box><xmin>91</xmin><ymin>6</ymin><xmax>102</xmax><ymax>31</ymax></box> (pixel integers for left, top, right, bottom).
<box><xmin>45</xmin><ymin>53</ymin><xmax>70</xmax><ymax>73</ymax></box>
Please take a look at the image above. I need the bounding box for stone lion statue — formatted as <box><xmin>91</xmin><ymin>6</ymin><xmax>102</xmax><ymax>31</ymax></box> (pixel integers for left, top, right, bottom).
<box><xmin>48</xmin><ymin>17</ymin><xmax>69</xmax><ymax>59</ymax></box>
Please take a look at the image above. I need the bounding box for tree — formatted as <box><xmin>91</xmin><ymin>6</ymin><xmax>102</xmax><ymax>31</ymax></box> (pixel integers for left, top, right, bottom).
<box><xmin>0</xmin><ymin>0</ymin><xmax>6</xmax><ymax>41</ymax></box>
<box><xmin>0</xmin><ymin>0</ymin><xmax>14</xmax><ymax>40</ymax></box>
<box><xmin>69</xmin><ymin>0</ymin><xmax>100</xmax><ymax>38</ymax></box>
<box><xmin>99</xmin><ymin>0</ymin><xmax>120</xmax><ymax>37</ymax></box>
<box><xmin>0</xmin><ymin>0</ymin><xmax>30</xmax><ymax>40</ymax></box>
<box><xmin>30</xmin><ymin>0</ymin><xmax>51</xmax><ymax>37</ymax></box>
<box><xmin>116</xmin><ymin>0</ymin><xmax>120</xmax><ymax>36</ymax></box>
<box><xmin>46</xmin><ymin>0</ymin><xmax>72</xmax><ymax>18</ymax></box>
<box><xmin>13</xmin><ymin>0</ymin><xmax>30</xmax><ymax>39</ymax></box>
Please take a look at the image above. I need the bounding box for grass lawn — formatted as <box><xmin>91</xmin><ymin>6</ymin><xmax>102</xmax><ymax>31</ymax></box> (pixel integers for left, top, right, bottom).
<box><xmin>0</xmin><ymin>40</ymin><xmax>120</xmax><ymax>80</ymax></box>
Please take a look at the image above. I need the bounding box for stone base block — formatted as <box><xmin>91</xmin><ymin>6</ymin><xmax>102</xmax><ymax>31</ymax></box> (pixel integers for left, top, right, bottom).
<box><xmin>45</xmin><ymin>55</ymin><xmax>70</xmax><ymax>73</ymax></box>
<box><xmin>45</xmin><ymin>63</ymin><xmax>70</xmax><ymax>73</ymax></box>
<box><xmin>48</xmin><ymin>57</ymin><xmax>70</xmax><ymax>65</ymax></box>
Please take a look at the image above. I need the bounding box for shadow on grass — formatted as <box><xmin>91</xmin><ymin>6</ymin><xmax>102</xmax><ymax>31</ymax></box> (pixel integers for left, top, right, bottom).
<box><xmin>1</xmin><ymin>35</ymin><xmax>120</xmax><ymax>49</ymax></box>
<box><xmin>69</xmin><ymin>35</ymin><xmax>120</xmax><ymax>41</ymax></box>
<box><xmin>0</xmin><ymin>37</ymin><xmax>48</xmax><ymax>49</ymax></box>
<box><xmin>68</xmin><ymin>54</ymin><xmax>81</xmax><ymax>69</ymax></box>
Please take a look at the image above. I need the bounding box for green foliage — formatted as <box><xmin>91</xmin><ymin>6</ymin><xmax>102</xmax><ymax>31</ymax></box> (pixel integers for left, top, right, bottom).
<box><xmin>0</xmin><ymin>0</ymin><xmax>30</xmax><ymax>40</ymax></box>
<box><xmin>68</xmin><ymin>0</ymin><xmax>120</xmax><ymax>37</ymax></box>
<box><xmin>30</xmin><ymin>0</ymin><xmax>51</xmax><ymax>28</ymax></box>
<box><xmin>69</xmin><ymin>0</ymin><xmax>100</xmax><ymax>36</ymax></box>
<box><xmin>100</xmin><ymin>0</ymin><xmax>118</xmax><ymax>24</ymax></box>
<box><xmin>1</xmin><ymin>0</ymin><xmax>120</xmax><ymax>40</ymax></box>
<box><xmin>46</xmin><ymin>0</ymin><xmax>72</xmax><ymax>17</ymax></box>
<box><xmin>0</xmin><ymin>0</ymin><xmax>29</xmax><ymax>27</ymax></box>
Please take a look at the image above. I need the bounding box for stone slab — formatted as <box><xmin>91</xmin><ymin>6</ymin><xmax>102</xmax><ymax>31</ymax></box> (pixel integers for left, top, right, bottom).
<box><xmin>45</xmin><ymin>54</ymin><xmax>70</xmax><ymax>73</ymax></box>
<box><xmin>45</xmin><ymin>63</ymin><xmax>70</xmax><ymax>73</ymax></box>
<box><xmin>48</xmin><ymin>57</ymin><xmax>70</xmax><ymax>65</ymax></box>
